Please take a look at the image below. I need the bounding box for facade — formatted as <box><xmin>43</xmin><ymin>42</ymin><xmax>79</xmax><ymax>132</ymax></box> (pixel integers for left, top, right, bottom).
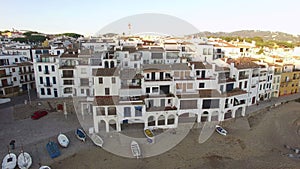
<box><xmin>0</xmin><ymin>55</ymin><xmax>34</xmax><ymax>96</ymax></box>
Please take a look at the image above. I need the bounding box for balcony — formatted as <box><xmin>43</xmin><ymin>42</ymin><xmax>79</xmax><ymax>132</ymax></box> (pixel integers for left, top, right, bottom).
<box><xmin>0</xmin><ymin>73</ymin><xmax>12</xmax><ymax>78</ymax></box>
<box><xmin>59</xmin><ymin>65</ymin><xmax>76</xmax><ymax>69</ymax></box>
<box><xmin>0</xmin><ymin>83</ymin><xmax>13</xmax><ymax>88</ymax></box>
<box><xmin>145</xmin><ymin>77</ymin><xmax>173</xmax><ymax>82</ymax></box>
<box><xmin>44</xmin><ymin>83</ymin><xmax>52</xmax><ymax>87</ymax></box>
<box><xmin>238</xmin><ymin>75</ymin><xmax>249</xmax><ymax>80</ymax></box>
<box><xmin>61</xmin><ymin>74</ymin><xmax>74</xmax><ymax>78</ymax></box>
<box><xmin>146</xmin><ymin>106</ymin><xmax>177</xmax><ymax>112</ymax></box>
<box><xmin>19</xmin><ymin>70</ymin><xmax>34</xmax><ymax>75</ymax></box>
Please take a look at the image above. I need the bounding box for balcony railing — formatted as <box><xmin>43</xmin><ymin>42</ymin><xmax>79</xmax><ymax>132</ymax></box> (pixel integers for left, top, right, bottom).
<box><xmin>61</xmin><ymin>74</ymin><xmax>74</xmax><ymax>78</ymax></box>
<box><xmin>44</xmin><ymin>70</ymin><xmax>50</xmax><ymax>74</ymax></box>
<box><xmin>19</xmin><ymin>70</ymin><xmax>34</xmax><ymax>75</ymax></box>
<box><xmin>0</xmin><ymin>83</ymin><xmax>13</xmax><ymax>88</ymax></box>
<box><xmin>0</xmin><ymin>73</ymin><xmax>12</xmax><ymax>78</ymax></box>
<box><xmin>44</xmin><ymin>83</ymin><xmax>52</xmax><ymax>87</ymax></box>
<box><xmin>146</xmin><ymin>106</ymin><xmax>177</xmax><ymax>112</ymax></box>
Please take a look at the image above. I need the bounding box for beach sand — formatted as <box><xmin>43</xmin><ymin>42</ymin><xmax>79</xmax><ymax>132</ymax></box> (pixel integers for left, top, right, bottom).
<box><xmin>49</xmin><ymin>101</ymin><xmax>300</xmax><ymax>169</ymax></box>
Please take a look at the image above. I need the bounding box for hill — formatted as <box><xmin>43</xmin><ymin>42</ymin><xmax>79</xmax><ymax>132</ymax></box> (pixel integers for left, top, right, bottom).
<box><xmin>196</xmin><ymin>30</ymin><xmax>300</xmax><ymax>42</ymax></box>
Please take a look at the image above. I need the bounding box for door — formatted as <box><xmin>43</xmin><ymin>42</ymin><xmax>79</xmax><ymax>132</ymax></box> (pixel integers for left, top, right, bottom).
<box><xmin>252</xmin><ymin>97</ymin><xmax>256</xmax><ymax>104</ymax></box>
<box><xmin>151</xmin><ymin>72</ymin><xmax>155</xmax><ymax>80</ymax></box>
<box><xmin>201</xmin><ymin>70</ymin><xmax>205</xmax><ymax>78</ymax></box>
<box><xmin>160</xmin><ymin>72</ymin><xmax>164</xmax><ymax>80</ymax></box>
<box><xmin>54</xmin><ymin>90</ymin><xmax>58</xmax><ymax>97</ymax></box>
<box><xmin>46</xmin><ymin>77</ymin><xmax>50</xmax><ymax>86</ymax></box>
<box><xmin>160</xmin><ymin>99</ymin><xmax>165</xmax><ymax>107</ymax></box>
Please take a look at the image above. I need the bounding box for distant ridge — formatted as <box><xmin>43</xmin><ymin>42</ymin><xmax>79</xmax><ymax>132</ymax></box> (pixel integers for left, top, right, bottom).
<box><xmin>196</xmin><ymin>30</ymin><xmax>300</xmax><ymax>42</ymax></box>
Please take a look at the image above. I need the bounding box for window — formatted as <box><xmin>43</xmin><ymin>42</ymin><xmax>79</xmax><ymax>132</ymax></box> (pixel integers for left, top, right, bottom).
<box><xmin>146</xmin><ymin>87</ymin><xmax>150</xmax><ymax>93</ymax></box>
<box><xmin>13</xmin><ymin>77</ymin><xmax>17</xmax><ymax>81</ymax></box>
<box><xmin>52</xmin><ymin>77</ymin><xmax>56</xmax><ymax>84</ymax></box>
<box><xmin>47</xmin><ymin>88</ymin><xmax>51</xmax><ymax>95</ymax></box>
<box><xmin>146</xmin><ymin>74</ymin><xmax>150</xmax><ymax>79</ymax></box>
<box><xmin>41</xmin><ymin>88</ymin><xmax>45</xmax><ymax>95</ymax></box>
<box><xmin>38</xmin><ymin>66</ymin><xmax>42</xmax><ymax>72</ymax></box>
<box><xmin>152</xmin><ymin>87</ymin><xmax>159</xmax><ymax>93</ymax></box>
<box><xmin>124</xmin><ymin>61</ymin><xmax>128</xmax><ymax>67</ymax></box>
<box><xmin>105</xmin><ymin>88</ymin><xmax>110</xmax><ymax>95</ymax></box>
<box><xmin>15</xmin><ymin>58</ymin><xmax>18</xmax><ymax>63</ymax></box>
<box><xmin>244</xmin><ymin>81</ymin><xmax>248</xmax><ymax>88</ymax></box>
<box><xmin>196</xmin><ymin>70</ymin><xmax>200</xmax><ymax>76</ymax></box>
<box><xmin>39</xmin><ymin>77</ymin><xmax>43</xmax><ymax>84</ymax></box>
<box><xmin>124</xmin><ymin>107</ymin><xmax>131</xmax><ymax>117</ymax></box>
<box><xmin>135</xmin><ymin>106</ymin><xmax>142</xmax><ymax>117</ymax></box>
<box><xmin>112</xmin><ymin>77</ymin><xmax>116</xmax><ymax>84</ymax></box>
<box><xmin>12</xmin><ymin>68</ymin><xmax>15</xmax><ymax>72</ymax></box>
<box><xmin>199</xmin><ymin>83</ymin><xmax>205</xmax><ymax>88</ymax></box>
<box><xmin>81</xmin><ymin>89</ymin><xmax>84</xmax><ymax>94</ymax></box>
<box><xmin>99</xmin><ymin>77</ymin><xmax>103</xmax><ymax>84</ymax></box>
<box><xmin>51</xmin><ymin>65</ymin><xmax>55</xmax><ymax>71</ymax></box>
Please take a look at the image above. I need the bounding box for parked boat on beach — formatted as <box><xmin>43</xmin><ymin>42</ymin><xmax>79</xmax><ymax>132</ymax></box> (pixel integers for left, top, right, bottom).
<box><xmin>46</xmin><ymin>141</ymin><xmax>61</xmax><ymax>159</ymax></box>
<box><xmin>215</xmin><ymin>125</ymin><xmax>227</xmax><ymax>136</ymax></box>
<box><xmin>57</xmin><ymin>133</ymin><xmax>69</xmax><ymax>148</ymax></box>
<box><xmin>144</xmin><ymin>128</ymin><xmax>155</xmax><ymax>143</ymax></box>
<box><xmin>17</xmin><ymin>151</ymin><xmax>32</xmax><ymax>169</ymax></box>
<box><xmin>1</xmin><ymin>153</ymin><xmax>16</xmax><ymax>169</ymax></box>
<box><xmin>130</xmin><ymin>140</ymin><xmax>141</xmax><ymax>159</ymax></box>
<box><xmin>90</xmin><ymin>134</ymin><xmax>104</xmax><ymax>147</ymax></box>
<box><xmin>75</xmin><ymin>128</ymin><xmax>86</xmax><ymax>142</ymax></box>
<box><xmin>39</xmin><ymin>166</ymin><xmax>51</xmax><ymax>169</ymax></box>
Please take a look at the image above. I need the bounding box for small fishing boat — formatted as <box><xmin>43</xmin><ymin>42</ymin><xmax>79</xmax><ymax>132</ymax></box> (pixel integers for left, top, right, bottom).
<box><xmin>130</xmin><ymin>140</ymin><xmax>141</xmax><ymax>159</ymax></box>
<box><xmin>215</xmin><ymin>125</ymin><xmax>227</xmax><ymax>136</ymax></box>
<box><xmin>57</xmin><ymin>133</ymin><xmax>69</xmax><ymax>148</ymax></box>
<box><xmin>46</xmin><ymin>141</ymin><xmax>61</xmax><ymax>159</ymax></box>
<box><xmin>75</xmin><ymin>128</ymin><xmax>86</xmax><ymax>142</ymax></box>
<box><xmin>1</xmin><ymin>153</ymin><xmax>16</xmax><ymax>169</ymax></box>
<box><xmin>144</xmin><ymin>128</ymin><xmax>155</xmax><ymax>140</ymax></box>
<box><xmin>90</xmin><ymin>134</ymin><xmax>104</xmax><ymax>147</ymax></box>
<box><xmin>39</xmin><ymin>166</ymin><xmax>51</xmax><ymax>169</ymax></box>
<box><xmin>17</xmin><ymin>151</ymin><xmax>32</xmax><ymax>169</ymax></box>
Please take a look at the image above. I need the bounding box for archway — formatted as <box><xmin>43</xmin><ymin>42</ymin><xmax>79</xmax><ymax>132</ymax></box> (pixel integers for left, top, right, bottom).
<box><xmin>235</xmin><ymin>107</ymin><xmax>243</xmax><ymax>117</ymax></box>
<box><xmin>158</xmin><ymin>115</ymin><xmax>165</xmax><ymax>125</ymax></box>
<box><xmin>201</xmin><ymin>111</ymin><xmax>209</xmax><ymax>122</ymax></box>
<box><xmin>167</xmin><ymin>114</ymin><xmax>175</xmax><ymax>125</ymax></box>
<box><xmin>109</xmin><ymin>119</ymin><xmax>117</xmax><ymax>131</ymax></box>
<box><xmin>148</xmin><ymin>116</ymin><xmax>155</xmax><ymax>126</ymax></box>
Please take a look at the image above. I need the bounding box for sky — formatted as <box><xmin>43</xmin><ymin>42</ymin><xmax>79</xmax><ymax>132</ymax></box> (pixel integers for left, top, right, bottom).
<box><xmin>1</xmin><ymin>0</ymin><xmax>299</xmax><ymax>36</ymax></box>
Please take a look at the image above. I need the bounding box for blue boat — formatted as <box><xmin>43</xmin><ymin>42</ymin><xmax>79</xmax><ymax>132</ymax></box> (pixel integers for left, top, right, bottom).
<box><xmin>75</xmin><ymin>128</ymin><xmax>86</xmax><ymax>142</ymax></box>
<box><xmin>46</xmin><ymin>141</ymin><xmax>61</xmax><ymax>158</ymax></box>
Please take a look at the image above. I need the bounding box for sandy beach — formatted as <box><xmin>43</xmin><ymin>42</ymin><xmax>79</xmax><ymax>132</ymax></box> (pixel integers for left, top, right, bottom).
<box><xmin>50</xmin><ymin>101</ymin><xmax>300</xmax><ymax>169</ymax></box>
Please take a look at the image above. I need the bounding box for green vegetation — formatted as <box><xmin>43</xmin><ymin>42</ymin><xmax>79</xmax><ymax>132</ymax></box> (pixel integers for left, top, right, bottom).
<box><xmin>218</xmin><ymin>36</ymin><xmax>296</xmax><ymax>48</ymax></box>
<box><xmin>12</xmin><ymin>31</ymin><xmax>46</xmax><ymax>43</ymax></box>
<box><xmin>57</xmin><ymin>33</ymin><xmax>83</xmax><ymax>38</ymax></box>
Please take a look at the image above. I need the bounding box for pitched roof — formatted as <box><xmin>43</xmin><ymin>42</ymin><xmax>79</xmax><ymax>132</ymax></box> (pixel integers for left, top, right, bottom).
<box><xmin>120</xmin><ymin>69</ymin><xmax>143</xmax><ymax>80</ymax></box>
<box><xmin>190</xmin><ymin>62</ymin><xmax>212</xmax><ymax>69</ymax></box>
<box><xmin>171</xmin><ymin>63</ymin><xmax>191</xmax><ymax>70</ymax></box>
<box><xmin>93</xmin><ymin>67</ymin><xmax>119</xmax><ymax>76</ymax></box>
<box><xmin>143</xmin><ymin>64</ymin><xmax>172</xmax><ymax>71</ymax></box>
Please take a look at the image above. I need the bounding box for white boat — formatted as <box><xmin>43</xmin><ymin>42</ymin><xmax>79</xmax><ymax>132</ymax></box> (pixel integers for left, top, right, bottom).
<box><xmin>215</xmin><ymin>125</ymin><xmax>227</xmax><ymax>136</ymax></box>
<box><xmin>17</xmin><ymin>152</ymin><xmax>32</xmax><ymax>169</ymax></box>
<box><xmin>130</xmin><ymin>140</ymin><xmax>141</xmax><ymax>159</ymax></box>
<box><xmin>1</xmin><ymin>153</ymin><xmax>17</xmax><ymax>169</ymax></box>
<box><xmin>57</xmin><ymin>133</ymin><xmax>69</xmax><ymax>148</ymax></box>
<box><xmin>39</xmin><ymin>166</ymin><xmax>51</xmax><ymax>169</ymax></box>
<box><xmin>90</xmin><ymin>134</ymin><xmax>104</xmax><ymax>147</ymax></box>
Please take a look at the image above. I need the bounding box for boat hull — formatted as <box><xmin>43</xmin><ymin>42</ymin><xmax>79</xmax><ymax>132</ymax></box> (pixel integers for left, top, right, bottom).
<box><xmin>131</xmin><ymin>141</ymin><xmax>141</xmax><ymax>158</ymax></box>
<box><xmin>17</xmin><ymin>152</ymin><xmax>32</xmax><ymax>169</ymax></box>
<box><xmin>75</xmin><ymin>129</ymin><xmax>86</xmax><ymax>142</ymax></box>
<box><xmin>2</xmin><ymin>153</ymin><xmax>16</xmax><ymax>169</ymax></box>
<box><xmin>91</xmin><ymin>134</ymin><xmax>104</xmax><ymax>147</ymax></box>
<box><xmin>58</xmin><ymin>134</ymin><xmax>69</xmax><ymax>148</ymax></box>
